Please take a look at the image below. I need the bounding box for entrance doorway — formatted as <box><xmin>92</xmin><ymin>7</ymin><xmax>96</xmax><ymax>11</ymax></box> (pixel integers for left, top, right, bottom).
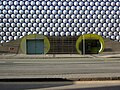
<box><xmin>79</xmin><ymin>39</ymin><xmax>101</xmax><ymax>54</ymax></box>
<box><xmin>26</xmin><ymin>39</ymin><xmax>44</xmax><ymax>54</ymax></box>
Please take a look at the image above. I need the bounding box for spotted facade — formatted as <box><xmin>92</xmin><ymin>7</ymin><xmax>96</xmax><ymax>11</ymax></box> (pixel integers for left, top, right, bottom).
<box><xmin>0</xmin><ymin>0</ymin><xmax>120</xmax><ymax>43</ymax></box>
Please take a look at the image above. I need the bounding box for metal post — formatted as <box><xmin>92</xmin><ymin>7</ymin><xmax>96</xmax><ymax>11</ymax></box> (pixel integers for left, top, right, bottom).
<box><xmin>83</xmin><ymin>35</ymin><xmax>85</xmax><ymax>55</ymax></box>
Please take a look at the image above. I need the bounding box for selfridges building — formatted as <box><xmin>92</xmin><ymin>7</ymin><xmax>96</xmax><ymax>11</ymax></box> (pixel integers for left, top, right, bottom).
<box><xmin>0</xmin><ymin>0</ymin><xmax>120</xmax><ymax>54</ymax></box>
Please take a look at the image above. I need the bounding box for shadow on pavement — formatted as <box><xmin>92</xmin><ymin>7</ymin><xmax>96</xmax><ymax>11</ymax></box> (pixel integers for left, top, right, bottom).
<box><xmin>0</xmin><ymin>82</ymin><xmax>73</xmax><ymax>90</ymax></box>
<box><xmin>0</xmin><ymin>78</ymin><xmax>73</xmax><ymax>90</ymax></box>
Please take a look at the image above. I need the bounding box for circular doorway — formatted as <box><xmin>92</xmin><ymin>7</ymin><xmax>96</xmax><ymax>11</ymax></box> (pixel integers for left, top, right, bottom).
<box><xmin>76</xmin><ymin>34</ymin><xmax>104</xmax><ymax>54</ymax></box>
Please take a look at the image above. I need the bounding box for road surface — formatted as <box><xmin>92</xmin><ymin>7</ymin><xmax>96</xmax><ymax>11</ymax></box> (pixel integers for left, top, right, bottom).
<box><xmin>0</xmin><ymin>58</ymin><xmax>120</xmax><ymax>79</ymax></box>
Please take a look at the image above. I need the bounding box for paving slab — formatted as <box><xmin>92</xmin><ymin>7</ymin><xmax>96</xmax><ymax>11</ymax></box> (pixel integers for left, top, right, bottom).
<box><xmin>0</xmin><ymin>54</ymin><xmax>120</xmax><ymax>59</ymax></box>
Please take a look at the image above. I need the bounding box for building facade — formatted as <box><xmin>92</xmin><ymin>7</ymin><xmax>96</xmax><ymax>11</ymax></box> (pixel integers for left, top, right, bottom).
<box><xmin>0</xmin><ymin>0</ymin><xmax>120</xmax><ymax>54</ymax></box>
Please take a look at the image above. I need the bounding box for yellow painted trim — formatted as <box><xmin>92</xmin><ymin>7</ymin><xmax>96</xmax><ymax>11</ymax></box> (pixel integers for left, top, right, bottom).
<box><xmin>20</xmin><ymin>34</ymin><xmax>50</xmax><ymax>54</ymax></box>
<box><xmin>76</xmin><ymin>34</ymin><xmax>105</xmax><ymax>54</ymax></box>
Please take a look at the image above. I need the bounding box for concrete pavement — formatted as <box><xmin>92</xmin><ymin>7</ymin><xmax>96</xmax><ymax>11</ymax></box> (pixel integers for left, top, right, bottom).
<box><xmin>1</xmin><ymin>53</ymin><xmax>120</xmax><ymax>59</ymax></box>
<box><xmin>0</xmin><ymin>54</ymin><xmax>94</xmax><ymax>59</ymax></box>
